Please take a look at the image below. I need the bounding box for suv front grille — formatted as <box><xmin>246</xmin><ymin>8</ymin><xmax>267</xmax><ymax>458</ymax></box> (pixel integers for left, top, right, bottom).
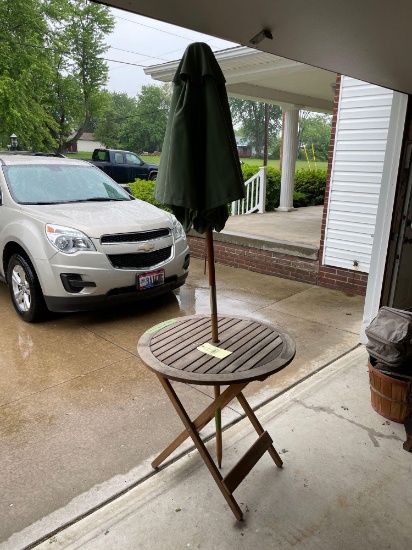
<box><xmin>108</xmin><ymin>247</ymin><xmax>172</xmax><ymax>269</ymax></box>
<box><xmin>101</xmin><ymin>229</ymin><xmax>170</xmax><ymax>244</ymax></box>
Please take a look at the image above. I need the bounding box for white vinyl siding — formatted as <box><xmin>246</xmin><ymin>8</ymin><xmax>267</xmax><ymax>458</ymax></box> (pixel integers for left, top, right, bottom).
<box><xmin>323</xmin><ymin>76</ymin><xmax>394</xmax><ymax>273</ymax></box>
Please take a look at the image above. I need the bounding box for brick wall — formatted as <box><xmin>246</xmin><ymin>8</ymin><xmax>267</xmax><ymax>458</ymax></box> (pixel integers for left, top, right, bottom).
<box><xmin>317</xmin><ymin>74</ymin><xmax>367</xmax><ymax>296</ymax></box>
<box><xmin>317</xmin><ymin>266</ymin><xmax>368</xmax><ymax>295</ymax></box>
<box><xmin>188</xmin><ymin>233</ymin><xmax>368</xmax><ymax>293</ymax></box>
<box><xmin>187</xmin><ymin>235</ymin><xmax>318</xmax><ymax>284</ymax></box>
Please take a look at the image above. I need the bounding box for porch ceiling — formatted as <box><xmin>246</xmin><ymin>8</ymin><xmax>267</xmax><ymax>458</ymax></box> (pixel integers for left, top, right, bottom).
<box><xmin>96</xmin><ymin>0</ymin><xmax>412</xmax><ymax>95</ymax></box>
<box><xmin>144</xmin><ymin>47</ymin><xmax>336</xmax><ymax>113</ymax></box>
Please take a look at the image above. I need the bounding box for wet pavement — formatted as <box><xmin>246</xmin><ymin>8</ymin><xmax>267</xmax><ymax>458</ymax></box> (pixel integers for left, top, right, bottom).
<box><xmin>0</xmin><ymin>258</ymin><xmax>364</xmax><ymax>547</ymax></box>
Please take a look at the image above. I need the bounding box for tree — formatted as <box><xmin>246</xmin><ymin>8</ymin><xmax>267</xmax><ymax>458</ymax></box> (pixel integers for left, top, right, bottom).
<box><xmin>229</xmin><ymin>98</ymin><xmax>282</xmax><ymax>157</ymax></box>
<box><xmin>93</xmin><ymin>92</ymin><xmax>137</xmax><ymax>149</ymax></box>
<box><xmin>0</xmin><ymin>0</ymin><xmax>58</xmax><ymax>150</ymax></box>
<box><xmin>122</xmin><ymin>84</ymin><xmax>171</xmax><ymax>153</ymax></box>
<box><xmin>298</xmin><ymin>112</ymin><xmax>332</xmax><ymax>162</ymax></box>
<box><xmin>0</xmin><ymin>0</ymin><xmax>114</xmax><ymax>152</ymax></box>
<box><xmin>48</xmin><ymin>0</ymin><xmax>114</xmax><ymax>153</ymax></box>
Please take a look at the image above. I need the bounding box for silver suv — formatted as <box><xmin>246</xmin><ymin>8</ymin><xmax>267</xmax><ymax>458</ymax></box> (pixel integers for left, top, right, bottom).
<box><xmin>0</xmin><ymin>153</ymin><xmax>190</xmax><ymax>322</ymax></box>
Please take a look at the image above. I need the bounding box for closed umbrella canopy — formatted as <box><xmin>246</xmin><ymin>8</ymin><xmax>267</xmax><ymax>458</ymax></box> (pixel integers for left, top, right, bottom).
<box><xmin>155</xmin><ymin>44</ymin><xmax>246</xmax><ymax>468</ymax></box>
<box><xmin>155</xmin><ymin>42</ymin><xmax>245</xmax><ymax>234</ymax></box>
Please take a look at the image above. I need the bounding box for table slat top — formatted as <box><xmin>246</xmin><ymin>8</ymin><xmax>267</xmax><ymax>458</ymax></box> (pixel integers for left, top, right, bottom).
<box><xmin>138</xmin><ymin>315</ymin><xmax>295</xmax><ymax>385</ymax></box>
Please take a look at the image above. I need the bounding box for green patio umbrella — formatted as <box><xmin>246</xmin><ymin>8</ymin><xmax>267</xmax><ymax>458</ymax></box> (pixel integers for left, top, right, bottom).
<box><xmin>155</xmin><ymin>42</ymin><xmax>245</xmax><ymax>343</ymax></box>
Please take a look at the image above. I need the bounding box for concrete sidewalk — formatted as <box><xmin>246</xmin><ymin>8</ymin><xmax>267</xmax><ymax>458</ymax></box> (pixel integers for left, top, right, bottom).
<box><xmin>224</xmin><ymin>206</ymin><xmax>323</xmax><ymax>246</ymax></box>
<box><xmin>25</xmin><ymin>347</ymin><xmax>411</xmax><ymax>550</ymax></box>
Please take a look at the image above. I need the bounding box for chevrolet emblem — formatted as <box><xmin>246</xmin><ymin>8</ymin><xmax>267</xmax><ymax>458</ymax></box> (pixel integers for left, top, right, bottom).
<box><xmin>138</xmin><ymin>243</ymin><xmax>155</xmax><ymax>252</ymax></box>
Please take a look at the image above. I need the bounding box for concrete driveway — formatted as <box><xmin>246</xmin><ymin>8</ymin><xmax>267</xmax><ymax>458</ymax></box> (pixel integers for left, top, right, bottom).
<box><xmin>0</xmin><ymin>258</ymin><xmax>365</xmax><ymax>548</ymax></box>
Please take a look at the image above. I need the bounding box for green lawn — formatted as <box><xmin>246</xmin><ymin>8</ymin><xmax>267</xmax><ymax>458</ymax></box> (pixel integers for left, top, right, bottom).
<box><xmin>67</xmin><ymin>152</ymin><xmax>326</xmax><ymax>171</ymax></box>
<box><xmin>242</xmin><ymin>158</ymin><xmax>328</xmax><ymax>171</ymax></box>
<box><xmin>66</xmin><ymin>152</ymin><xmax>95</xmax><ymax>160</ymax></box>
<box><xmin>67</xmin><ymin>152</ymin><xmax>162</xmax><ymax>164</ymax></box>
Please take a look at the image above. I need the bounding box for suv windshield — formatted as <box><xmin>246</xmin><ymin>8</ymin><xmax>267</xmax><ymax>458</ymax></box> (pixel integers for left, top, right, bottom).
<box><xmin>3</xmin><ymin>164</ymin><xmax>131</xmax><ymax>204</ymax></box>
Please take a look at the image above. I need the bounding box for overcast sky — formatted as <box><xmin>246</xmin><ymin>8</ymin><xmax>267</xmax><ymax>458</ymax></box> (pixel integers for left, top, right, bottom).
<box><xmin>105</xmin><ymin>8</ymin><xmax>238</xmax><ymax>97</ymax></box>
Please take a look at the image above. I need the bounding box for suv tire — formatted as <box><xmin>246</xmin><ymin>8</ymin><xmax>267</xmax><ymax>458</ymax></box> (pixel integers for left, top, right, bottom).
<box><xmin>7</xmin><ymin>253</ymin><xmax>47</xmax><ymax>322</ymax></box>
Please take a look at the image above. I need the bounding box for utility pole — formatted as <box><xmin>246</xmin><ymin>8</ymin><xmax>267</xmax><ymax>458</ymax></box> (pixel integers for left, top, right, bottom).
<box><xmin>263</xmin><ymin>103</ymin><xmax>269</xmax><ymax>166</ymax></box>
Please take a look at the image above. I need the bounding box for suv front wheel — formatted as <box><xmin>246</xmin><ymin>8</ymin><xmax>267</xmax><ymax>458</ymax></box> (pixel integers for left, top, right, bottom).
<box><xmin>7</xmin><ymin>254</ymin><xmax>47</xmax><ymax>322</ymax></box>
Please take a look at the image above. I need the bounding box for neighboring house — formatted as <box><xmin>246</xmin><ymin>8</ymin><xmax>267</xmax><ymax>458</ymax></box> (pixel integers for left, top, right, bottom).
<box><xmin>235</xmin><ymin>136</ymin><xmax>256</xmax><ymax>158</ymax></box>
<box><xmin>67</xmin><ymin>133</ymin><xmax>105</xmax><ymax>154</ymax></box>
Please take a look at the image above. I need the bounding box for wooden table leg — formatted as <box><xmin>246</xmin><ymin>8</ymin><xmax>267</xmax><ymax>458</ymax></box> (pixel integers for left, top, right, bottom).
<box><xmin>152</xmin><ymin>382</ymin><xmax>247</xmax><ymax>468</ymax></box>
<box><xmin>214</xmin><ymin>385</ymin><xmax>222</xmax><ymax>468</ymax></box>
<box><xmin>237</xmin><ymin>392</ymin><xmax>283</xmax><ymax>468</ymax></box>
<box><xmin>157</xmin><ymin>376</ymin><xmax>243</xmax><ymax>521</ymax></box>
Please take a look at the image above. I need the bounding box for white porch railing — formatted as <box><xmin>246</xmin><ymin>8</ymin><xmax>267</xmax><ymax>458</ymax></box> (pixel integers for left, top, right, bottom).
<box><xmin>231</xmin><ymin>166</ymin><xmax>267</xmax><ymax>215</ymax></box>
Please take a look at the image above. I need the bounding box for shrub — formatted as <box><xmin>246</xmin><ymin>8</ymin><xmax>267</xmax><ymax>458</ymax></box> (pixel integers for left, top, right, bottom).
<box><xmin>241</xmin><ymin>164</ymin><xmax>281</xmax><ymax>211</ymax></box>
<box><xmin>266</xmin><ymin>167</ymin><xmax>281</xmax><ymax>211</ymax></box>
<box><xmin>240</xmin><ymin>165</ymin><xmax>326</xmax><ymax>210</ymax></box>
<box><xmin>294</xmin><ymin>169</ymin><xmax>327</xmax><ymax>206</ymax></box>
<box><xmin>129</xmin><ymin>178</ymin><xmax>172</xmax><ymax>212</ymax></box>
<box><xmin>293</xmin><ymin>191</ymin><xmax>309</xmax><ymax>208</ymax></box>
<box><xmin>241</xmin><ymin>163</ymin><xmax>259</xmax><ymax>181</ymax></box>
<box><xmin>130</xmin><ymin>166</ymin><xmax>327</xmax><ymax>214</ymax></box>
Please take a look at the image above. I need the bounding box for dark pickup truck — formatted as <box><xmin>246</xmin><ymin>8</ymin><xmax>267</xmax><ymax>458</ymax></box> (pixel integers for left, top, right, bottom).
<box><xmin>89</xmin><ymin>149</ymin><xmax>159</xmax><ymax>184</ymax></box>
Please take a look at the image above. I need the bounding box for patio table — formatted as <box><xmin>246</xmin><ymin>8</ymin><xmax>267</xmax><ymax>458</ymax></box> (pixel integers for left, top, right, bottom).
<box><xmin>137</xmin><ymin>314</ymin><xmax>295</xmax><ymax>520</ymax></box>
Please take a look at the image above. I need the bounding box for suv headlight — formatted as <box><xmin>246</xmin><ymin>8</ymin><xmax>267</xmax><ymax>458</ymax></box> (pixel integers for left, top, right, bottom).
<box><xmin>46</xmin><ymin>224</ymin><xmax>96</xmax><ymax>254</ymax></box>
<box><xmin>171</xmin><ymin>216</ymin><xmax>185</xmax><ymax>241</ymax></box>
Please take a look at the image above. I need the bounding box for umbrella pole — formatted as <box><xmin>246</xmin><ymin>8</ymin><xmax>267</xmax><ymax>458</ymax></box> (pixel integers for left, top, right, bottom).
<box><xmin>214</xmin><ymin>386</ymin><xmax>222</xmax><ymax>468</ymax></box>
<box><xmin>206</xmin><ymin>226</ymin><xmax>222</xmax><ymax>468</ymax></box>
<box><xmin>206</xmin><ymin>226</ymin><xmax>218</xmax><ymax>342</ymax></box>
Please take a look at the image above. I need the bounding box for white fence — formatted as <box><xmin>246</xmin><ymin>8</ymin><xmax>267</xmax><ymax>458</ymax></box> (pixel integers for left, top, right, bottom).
<box><xmin>231</xmin><ymin>166</ymin><xmax>267</xmax><ymax>215</ymax></box>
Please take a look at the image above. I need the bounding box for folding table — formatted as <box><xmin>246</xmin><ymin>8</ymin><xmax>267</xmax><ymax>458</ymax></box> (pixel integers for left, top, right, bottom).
<box><xmin>137</xmin><ymin>314</ymin><xmax>296</xmax><ymax>520</ymax></box>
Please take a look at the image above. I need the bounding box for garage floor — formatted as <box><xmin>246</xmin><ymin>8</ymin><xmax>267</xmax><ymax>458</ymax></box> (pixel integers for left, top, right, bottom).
<box><xmin>32</xmin><ymin>348</ymin><xmax>412</xmax><ymax>550</ymax></box>
<box><xmin>0</xmin><ymin>258</ymin><xmax>364</xmax><ymax>548</ymax></box>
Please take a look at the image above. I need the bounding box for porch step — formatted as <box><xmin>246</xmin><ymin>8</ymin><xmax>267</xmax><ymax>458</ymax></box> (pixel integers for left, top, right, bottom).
<box><xmin>188</xmin><ymin>228</ymin><xmax>319</xmax><ymax>261</ymax></box>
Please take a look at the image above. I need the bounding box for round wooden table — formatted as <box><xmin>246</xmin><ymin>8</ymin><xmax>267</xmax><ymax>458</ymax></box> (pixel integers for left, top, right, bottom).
<box><xmin>137</xmin><ymin>315</ymin><xmax>296</xmax><ymax>520</ymax></box>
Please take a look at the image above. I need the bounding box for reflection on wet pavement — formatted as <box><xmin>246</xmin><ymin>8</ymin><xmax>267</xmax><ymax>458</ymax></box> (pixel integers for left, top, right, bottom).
<box><xmin>0</xmin><ymin>258</ymin><xmax>365</xmax><ymax>546</ymax></box>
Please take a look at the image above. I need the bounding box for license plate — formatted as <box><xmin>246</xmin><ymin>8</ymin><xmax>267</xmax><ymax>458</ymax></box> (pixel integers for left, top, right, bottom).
<box><xmin>138</xmin><ymin>270</ymin><xmax>165</xmax><ymax>290</ymax></box>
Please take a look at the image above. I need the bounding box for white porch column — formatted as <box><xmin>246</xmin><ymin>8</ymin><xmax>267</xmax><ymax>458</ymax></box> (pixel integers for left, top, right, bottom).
<box><xmin>276</xmin><ymin>107</ymin><xmax>299</xmax><ymax>212</ymax></box>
